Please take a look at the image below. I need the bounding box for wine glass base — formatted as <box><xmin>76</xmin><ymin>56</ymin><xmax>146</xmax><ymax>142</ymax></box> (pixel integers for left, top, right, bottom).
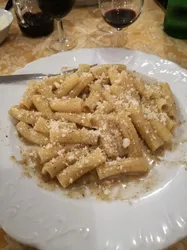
<box><xmin>89</xmin><ymin>30</ymin><xmax>127</xmax><ymax>48</ymax></box>
<box><xmin>89</xmin><ymin>8</ymin><xmax>101</xmax><ymax>18</ymax></box>
<box><xmin>97</xmin><ymin>22</ymin><xmax>116</xmax><ymax>34</ymax></box>
<box><xmin>50</xmin><ymin>37</ymin><xmax>77</xmax><ymax>51</ymax></box>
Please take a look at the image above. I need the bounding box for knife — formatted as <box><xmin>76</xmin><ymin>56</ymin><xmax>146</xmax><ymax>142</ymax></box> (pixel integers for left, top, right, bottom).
<box><xmin>0</xmin><ymin>73</ymin><xmax>60</xmax><ymax>83</ymax></box>
<box><xmin>0</xmin><ymin>64</ymin><xmax>97</xmax><ymax>83</ymax></box>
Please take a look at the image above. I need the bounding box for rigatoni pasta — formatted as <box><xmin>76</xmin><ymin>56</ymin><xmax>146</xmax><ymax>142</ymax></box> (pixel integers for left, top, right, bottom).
<box><xmin>50</xmin><ymin>97</ymin><xmax>83</xmax><ymax>113</ymax></box>
<box><xmin>38</xmin><ymin>144</ymin><xmax>64</xmax><ymax>163</ymax></box>
<box><xmin>32</xmin><ymin>94</ymin><xmax>53</xmax><ymax>119</ymax></box>
<box><xmin>9</xmin><ymin>106</ymin><xmax>41</xmax><ymax>126</ymax></box>
<box><xmin>57</xmin><ymin>148</ymin><xmax>106</xmax><ymax>188</ymax></box>
<box><xmin>130</xmin><ymin>109</ymin><xmax>164</xmax><ymax>151</ymax></box>
<box><xmin>97</xmin><ymin>157</ymin><xmax>149</xmax><ymax>180</ymax></box>
<box><xmin>9</xmin><ymin>64</ymin><xmax>177</xmax><ymax>195</ymax></box>
<box><xmin>54</xmin><ymin>112</ymin><xmax>94</xmax><ymax>128</ymax></box>
<box><xmin>16</xmin><ymin>121</ymin><xmax>49</xmax><ymax>146</ymax></box>
<box><xmin>20</xmin><ymin>82</ymin><xmax>37</xmax><ymax>109</ymax></box>
<box><xmin>35</xmin><ymin>83</ymin><xmax>54</xmax><ymax>98</ymax></box>
<box><xmin>42</xmin><ymin>154</ymin><xmax>67</xmax><ymax>178</ymax></box>
<box><xmin>118</xmin><ymin>112</ymin><xmax>142</xmax><ymax>157</ymax></box>
<box><xmin>55</xmin><ymin>73</ymin><xmax>79</xmax><ymax>97</ymax></box>
<box><xmin>50</xmin><ymin>127</ymin><xmax>99</xmax><ymax>145</ymax></box>
<box><xmin>33</xmin><ymin>117</ymin><xmax>76</xmax><ymax>135</ymax></box>
<box><xmin>68</xmin><ymin>72</ymin><xmax>93</xmax><ymax>97</ymax></box>
<box><xmin>34</xmin><ymin>117</ymin><xmax>50</xmax><ymax>135</ymax></box>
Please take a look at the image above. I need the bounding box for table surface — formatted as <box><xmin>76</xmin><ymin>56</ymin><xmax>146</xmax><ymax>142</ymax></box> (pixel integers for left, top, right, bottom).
<box><xmin>0</xmin><ymin>0</ymin><xmax>187</xmax><ymax>249</ymax></box>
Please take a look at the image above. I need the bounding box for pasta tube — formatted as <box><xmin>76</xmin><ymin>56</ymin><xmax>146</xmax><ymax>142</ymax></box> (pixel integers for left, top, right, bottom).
<box><xmin>16</xmin><ymin>122</ymin><xmax>49</xmax><ymax>146</ymax></box>
<box><xmin>118</xmin><ymin>112</ymin><xmax>142</xmax><ymax>157</ymax></box>
<box><xmin>84</xmin><ymin>83</ymin><xmax>102</xmax><ymax>112</ymax></box>
<box><xmin>38</xmin><ymin>144</ymin><xmax>64</xmax><ymax>163</ymax></box>
<box><xmin>50</xmin><ymin>98</ymin><xmax>83</xmax><ymax>113</ymax></box>
<box><xmin>77</xmin><ymin>64</ymin><xmax>90</xmax><ymax>73</ymax></box>
<box><xmin>69</xmin><ymin>72</ymin><xmax>93</xmax><ymax>97</ymax></box>
<box><xmin>55</xmin><ymin>73</ymin><xmax>79</xmax><ymax>97</ymax></box>
<box><xmin>150</xmin><ymin>119</ymin><xmax>173</xmax><ymax>143</ymax></box>
<box><xmin>98</xmin><ymin>120</ymin><xmax>119</xmax><ymax>158</ymax></box>
<box><xmin>50</xmin><ymin>127</ymin><xmax>99</xmax><ymax>145</ymax></box>
<box><xmin>42</xmin><ymin>154</ymin><xmax>67</xmax><ymax>178</ymax></box>
<box><xmin>108</xmin><ymin>67</ymin><xmax>119</xmax><ymax>85</ymax></box>
<box><xmin>54</xmin><ymin>112</ymin><xmax>93</xmax><ymax>128</ymax></box>
<box><xmin>32</xmin><ymin>95</ymin><xmax>53</xmax><ymax>119</ymax></box>
<box><xmin>97</xmin><ymin>157</ymin><xmax>149</xmax><ymax>180</ymax></box>
<box><xmin>165</xmin><ymin>115</ymin><xmax>176</xmax><ymax>132</ymax></box>
<box><xmin>90</xmin><ymin>65</ymin><xmax>107</xmax><ymax>78</ymax></box>
<box><xmin>34</xmin><ymin>117</ymin><xmax>50</xmax><ymax>135</ymax></box>
<box><xmin>20</xmin><ymin>83</ymin><xmax>36</xmax><ymax>109</ymax></box>
<box><xmin>34</xmin><ymin>117</ymin><xmax>76</xmax><ymax>135</ymax></box>
<box><xmin>35</xmin><ymin>83</ymin><xmax>54</xmax><ymax>98</ymax></box>
<box><xmin>9</xmin><ymin>106</ymin><xmax>41</xmax><ymax>126</ymax></box>
<box><xmin>57</xmin><ymin>148</ymin><xmax>106</xmax><ymax>187</ymax></box>
<box><xmin>130</xmin><ymin>109</ymin><xmax>164</xmax><ymax>151</ymax></box>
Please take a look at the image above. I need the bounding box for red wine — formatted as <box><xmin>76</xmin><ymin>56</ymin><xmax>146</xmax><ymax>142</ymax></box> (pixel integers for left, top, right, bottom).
<box><xmin>18</xmin><ymin>12</ymin><xmax>54</xmax><ymax>38</ymax></box>
<box><xmin>103</xmin><ymin>8</ymin><xmax>137</xmax><ymax>29</ymax></box>
<box><xmin>38</xmin><ymin>0</ymin><xmax>75</xmax><ymax>19</ymax></box>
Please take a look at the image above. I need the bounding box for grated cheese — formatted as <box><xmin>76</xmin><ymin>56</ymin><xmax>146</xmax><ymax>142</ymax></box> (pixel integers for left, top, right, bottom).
<box><xmin>122</xmin><ymin>138</ymin><xmax>130</xmax><ymax>149</ymax></box>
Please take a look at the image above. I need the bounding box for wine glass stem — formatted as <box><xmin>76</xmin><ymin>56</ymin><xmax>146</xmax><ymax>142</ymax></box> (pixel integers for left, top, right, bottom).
<box><xmin>116</xmin><ymin>30</ymin><xmax>125</xmax><ymax>47</ymax></box>
<box><xmin>56</xmin><ymin>19</ymin><xmax>65</xmax><ymax>42</ymax></box>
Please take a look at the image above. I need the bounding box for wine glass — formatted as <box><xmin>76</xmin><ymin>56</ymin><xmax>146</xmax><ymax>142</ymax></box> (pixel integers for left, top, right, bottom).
<box><xmin>89</xmin><ymin>6</ymin><xmax>115</xmax><ymax>34</ymax></box>
<box><xmin>37</xmin><ymin>0</ymin><xmax>77</xmax><ymax>51</ymax></box>
<box><xmin>98</xmin><ymin>0</ymin><xmax>144</xmax><ymax>35</ymax></box>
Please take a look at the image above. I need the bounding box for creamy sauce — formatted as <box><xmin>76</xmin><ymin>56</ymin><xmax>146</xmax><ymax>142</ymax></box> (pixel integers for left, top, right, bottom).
<box><xmin>11</xmin><ymin>143</ymin><xmax>161</xmax><ymax>201</ymax></box>
<box><xmin>11</xmin><ymin>123</ymin><xmax>187</xmax><ymax>201</ymax></box>
<box><xmin>10</xmin><ymin>108</ymin><xmax>187</xmax><ymax>202</ymax></box>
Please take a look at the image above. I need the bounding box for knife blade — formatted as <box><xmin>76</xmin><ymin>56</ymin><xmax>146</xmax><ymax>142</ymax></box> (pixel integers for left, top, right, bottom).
<box><xmin>0</xmin><ymin>73</ymin><xmax>57</xmax><ymax>83</ymax></box>
<box><xmin>0</xmin><ymin>64</ymin><xmax>97</xmax><ymax>83</ymax></box>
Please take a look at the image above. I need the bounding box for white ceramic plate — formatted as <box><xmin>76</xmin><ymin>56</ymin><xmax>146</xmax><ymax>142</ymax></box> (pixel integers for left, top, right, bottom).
<box><xmin>1</xmin><ymin>48</ymin><xmax>187</xmax><ymax>250</ymax></box>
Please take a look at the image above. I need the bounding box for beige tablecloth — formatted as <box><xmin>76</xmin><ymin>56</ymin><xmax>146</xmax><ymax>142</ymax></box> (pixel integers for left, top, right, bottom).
<box><xmin>0</xmin><ymin>0</ymin><xmax>187</xmax><ymax>249</ymax></box>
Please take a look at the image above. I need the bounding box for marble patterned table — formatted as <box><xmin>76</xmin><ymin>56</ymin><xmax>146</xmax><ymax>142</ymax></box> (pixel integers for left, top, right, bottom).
<box><xmin>0</xmin><ymin>0</ymin><xmax>187</xmax><ymax>249</ymax></box>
